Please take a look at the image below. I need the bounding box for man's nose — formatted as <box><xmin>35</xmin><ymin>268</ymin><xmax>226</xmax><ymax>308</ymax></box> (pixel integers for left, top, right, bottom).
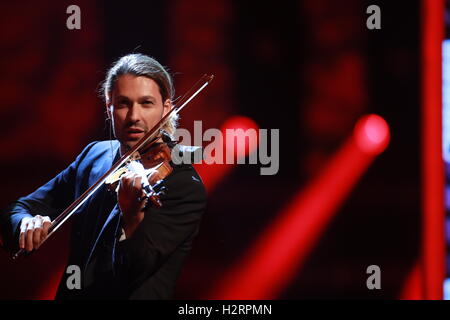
<box><xmin>127</xmin><ymin>103</ymin><xmax>141</xmax><ymax>122</ymax></box>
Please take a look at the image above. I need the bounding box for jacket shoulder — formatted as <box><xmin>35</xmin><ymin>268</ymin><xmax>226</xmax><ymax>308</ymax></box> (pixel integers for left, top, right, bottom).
<box><xmin>161</xmin><ymin>164</ymin><xmax>207</xmax><ymax>207</ymax></box>
<box><xmin>84</xmin><ymin>140</ymin><xmax>120</xmax><ymax>157</ymax></box>
<box><xmin>74</xmin><ymin>140</ymin><xmax>120</xmax><ymax>166</ymax></box>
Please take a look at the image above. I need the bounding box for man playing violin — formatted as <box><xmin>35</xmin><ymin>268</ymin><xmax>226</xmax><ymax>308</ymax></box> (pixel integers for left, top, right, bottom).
<box><xmin>0</xmin><ymin>54</ymin><xmax>207</xmax><ymax>299</ymax></box>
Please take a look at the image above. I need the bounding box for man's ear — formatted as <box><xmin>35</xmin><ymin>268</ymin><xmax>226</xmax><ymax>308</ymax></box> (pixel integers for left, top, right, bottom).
<box><xmin>163</xmin><ymin>98</ymin><xmax>172</xmax><ymax>116</ymax></box>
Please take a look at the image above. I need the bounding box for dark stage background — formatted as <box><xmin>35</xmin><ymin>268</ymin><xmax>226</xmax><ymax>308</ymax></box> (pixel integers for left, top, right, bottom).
<box><xmin>0</xmin><ymin>0</ymin><xmax>421</xmax><ymax>299</ymax></box>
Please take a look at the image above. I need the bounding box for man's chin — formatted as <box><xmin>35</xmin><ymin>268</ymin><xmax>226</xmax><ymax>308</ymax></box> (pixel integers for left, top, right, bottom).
<box><xmin>121</xmin><ymin>140</ymin><xmax>139</xmax><ymax>151</ymax></box>
<box><xmin>120</xmin><ymin>133</ymin><xmax>150</xmax><ymax>150</ymax></box>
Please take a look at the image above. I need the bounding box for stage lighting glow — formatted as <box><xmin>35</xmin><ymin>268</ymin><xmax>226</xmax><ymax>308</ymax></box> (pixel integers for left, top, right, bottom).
<box><xmin>354</xmin><ymin>114</ymin><xmax>390</xmax><ymax>155</ymax></box>
<box><xmin>195</xmin><ymin>116</ymin><xmax>260</xmax><ymax>192</ymax></box>
<box><xmin>221</xmin><ymin>116</ymin><xmax>259</xmax><ymax>158</ymax></box>
<box><xmin>208</xmin><ymin>114</ymin><xmax>390</xmax><ymax>299</ymax></box>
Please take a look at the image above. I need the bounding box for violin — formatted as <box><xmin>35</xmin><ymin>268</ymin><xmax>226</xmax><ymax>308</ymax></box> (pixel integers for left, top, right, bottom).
<box><xmin>105</xmin><ymin>139</ymin><xmax>174</xmax><ymax>208</ymax></box>
<box><xmin>12</xmin><ymin>74</ymin><xmax>214</xmax><ymax>259</ymax></box>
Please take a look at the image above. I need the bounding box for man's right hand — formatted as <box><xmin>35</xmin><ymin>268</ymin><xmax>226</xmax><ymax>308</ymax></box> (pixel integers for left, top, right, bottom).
<box><xmin>19</xmin><ymin>215</ymin><xmax>52</xmax><ymax>252</ymax></box>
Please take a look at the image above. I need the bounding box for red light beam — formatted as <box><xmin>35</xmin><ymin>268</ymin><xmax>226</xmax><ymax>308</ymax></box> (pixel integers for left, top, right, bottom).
<box><xmin>421</xmin><ymin>0</ymin><xmax>445</xmax><ymax>300</ymax></box>
<box><xmin>194</xmin><ymin>116</ymin><xmax>259</xmax><ymax>192</ymax></box>
<box><xmin>207</xmin><ymin>114</ymin><xmax>390</xmax><ymax>299</ymax></box>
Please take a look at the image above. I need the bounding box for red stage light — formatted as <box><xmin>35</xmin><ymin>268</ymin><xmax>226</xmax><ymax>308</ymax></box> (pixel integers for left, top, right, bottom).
<box><xmin>419</xmin><ymin>0</ymin><xmax>445</xmax><ymax>300</ymax></box>
<box><xmin>207</xmin><ymin>114</ymin><xmax>390</xmax><ymax>299</ymax></box>
<box><xmin>221</xmin><ymin>115</ymin><xmax>259</xmax><ymax>158</ymax></box>
<box><xmin>354</xmin><ymin>114</ymin><xmax>390</xmax><ymax>155</ymax></box>
<box><xmin>195</xmin><ymin>115</ymin><xmax>260</xmax><ymax>192</ymax></box>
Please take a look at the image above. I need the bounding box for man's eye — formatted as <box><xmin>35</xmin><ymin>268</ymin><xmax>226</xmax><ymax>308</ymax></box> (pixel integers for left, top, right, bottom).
<box><xmin>143</xmin><ymin>100</ymin><xmax>154</xmax><ymax>105</ymax></box>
